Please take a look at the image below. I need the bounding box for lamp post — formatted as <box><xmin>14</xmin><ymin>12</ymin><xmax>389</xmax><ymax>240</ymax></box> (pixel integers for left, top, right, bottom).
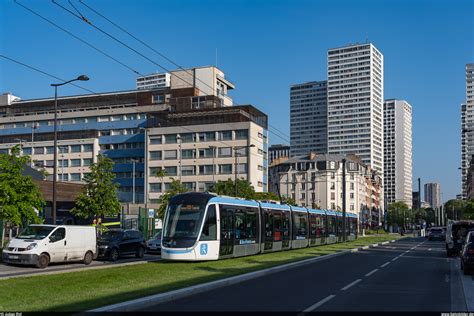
<box><xmin>341</xmin><ymin>158</ymin><xmax>347</xmax><ymax>242</ymax></box>
<box><xmin>139</xmin><ymin>127</ymin><xmax>148</xmax><ymax>208</ymax></box>
<box><xmin>177</xmin><ymin>135</ymin><xmax>182</xmax><ymax>183</ymax></box>
<box><xmin>51</xmin><ymin>75</ymin><xmax>89</xmax><ymax>224</ymax></box>
<box><xmin>233</xmin><ymin>144</ymin><xmax>255</xmax><ymax>196</ymax></box>
<box><xmin>131</xmin><ymin>158</ymin><xmax>139</xmax><ymax>204</ymax></box>
<box><xmin>31</xmin><ymin>122</ymin><xmax>38</xmax><ymax>167</ymax></box>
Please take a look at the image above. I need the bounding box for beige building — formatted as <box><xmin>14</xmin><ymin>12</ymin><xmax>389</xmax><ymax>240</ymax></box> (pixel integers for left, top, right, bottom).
<box><xmin>145</xmin><ymin>105</ymin><xmax>268</xmax><ymax>205</ymax></box>
<box><xmin>268</xmin><ymin>153</ymin><xmax>383</xmax><ymax>225</ymax></box>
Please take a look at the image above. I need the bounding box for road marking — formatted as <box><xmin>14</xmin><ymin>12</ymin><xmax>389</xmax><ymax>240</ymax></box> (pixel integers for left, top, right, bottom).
<box><xmin>341</xmin><ymin>279</ymin><xmax>362</xmax><ymax>291</ymax></box>
<box><xmin>301</xmin><ymin>295</ymin><xmax>336</xmax><ymax>312</ymax></box>
<box><xmin>380</xmin><ymin>262</ymin><xmax>390</xmax><ymax>268</ymax></box>
<box><xmin>391</xmin><ymin>257</ymin><xmax>399</xmax><ymax>262</ymax></box>
<box><xmin>428</xmin><ymin>248</ymin><xmax>432</xmax><ymax>251</ymax></box>
<box><xmin>365</xmin><ymin>269</ymin><xmax>378</xmax><ymax>277</ymax></box>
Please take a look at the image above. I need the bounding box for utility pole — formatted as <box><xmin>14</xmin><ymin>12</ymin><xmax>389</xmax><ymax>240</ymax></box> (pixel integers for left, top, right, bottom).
<box><xmin>418</xmin><ymin>178</ymin><xmax>421</xmax><ymax>210</ymax></box>
<box><xmin>341</xmin><ymin>158</ymin><xmax>347</xmax><ymax>242</ymax></box>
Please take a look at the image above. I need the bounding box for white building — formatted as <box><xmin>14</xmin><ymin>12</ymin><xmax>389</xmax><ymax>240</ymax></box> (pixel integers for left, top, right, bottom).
<box><xmin>383</xmin><ymin>99</ymin><xmax>413</xmax><ymax>207</ymax></box>
<box><xmin>268</xmin><ymin>153</ymin><xmax>383</xmax><ymax>226</ymax></box>
<box><xmin>146</xmin><ymin>105</ymin><xmax>268</xmax><ymax>205</ymax></box>
<box><xmin>327</xmin><ymin>43</ymin><xmax>384</xmax><ymax>175</ymax></box>
<box><xmin>424</xmin><ymin>183</ymin><xmax>441</xmax><ymax>209</ymax></box>
<box><xmin>290</xmin><ymin>81</ymin><xmax>328</xmax><ymax>156</ymax></box>
<box><xmin>269</xmin><ymin>144</ymin><xmax>290</xmax><ymax>165</ymax></box>
<box><xmin>462</xmin><ymin>63</ymin><xmax>474</xmax><ymax>199</ymax></box>
<box><xmin>136</xmin><ymin>72</ymin><xmax>171</xmax><ymax>90</ymax></box>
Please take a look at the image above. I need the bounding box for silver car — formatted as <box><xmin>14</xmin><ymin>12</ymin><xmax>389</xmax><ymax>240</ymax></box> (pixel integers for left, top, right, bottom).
<box><xmin>146</xmin><ymin>230</ymin><xmax>162</xmax><ymax>254</ymax></box>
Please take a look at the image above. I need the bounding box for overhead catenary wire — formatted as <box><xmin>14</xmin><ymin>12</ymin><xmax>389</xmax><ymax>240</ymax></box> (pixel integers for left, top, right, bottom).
<box><xmin>54</xmin><ymin>0</ymin><xmax>291</xmax><ymax>145</ymax></box>
<box><xmin>13</xmin><ymin>0</ymin><xmax>143</xmax><ymax>76</ymax></box>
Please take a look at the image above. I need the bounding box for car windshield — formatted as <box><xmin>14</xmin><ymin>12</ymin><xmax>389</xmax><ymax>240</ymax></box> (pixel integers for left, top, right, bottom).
<box><xmin>18</xmin><ymin>226</ymin><xmax>55</xmax><ymax>240</ymax></box>
<box><xmin>100</xmin><ymin>231</ymin><xmax>124</xmax><ymax>241</ymax></box>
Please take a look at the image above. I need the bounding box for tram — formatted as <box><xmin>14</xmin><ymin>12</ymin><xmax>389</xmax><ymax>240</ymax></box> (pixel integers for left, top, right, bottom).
<box><xmin>161</xmin><ymin>192</ymin><xmax>358</xmax><ymax>261</ymax></box>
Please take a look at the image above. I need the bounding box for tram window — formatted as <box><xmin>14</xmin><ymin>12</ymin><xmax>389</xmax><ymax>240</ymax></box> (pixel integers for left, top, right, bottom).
<box><xmin>200</xmin><ymin>205</ymin><xmax>217</xmax><ymax>241</ymax></box>
<box><xmin>246</xmin><ymin>209</ymin><xmax>257</xmax><ymax>239</ymax></box>
<box><xmin>273</xmin><ymin>212</ymin><xmax>282</xmax><ymax>241</ymax></box>
<box><xmin>319</xmin><ymin>215</ymin><xmax>326</xmax><ymax>237</ymax></box>
<box><xmin>264</xmin><ymin>210</ymin><xmax>273</xmax><ymax>239</ymax></box>
<box><xmin>293</xmin><ymin>212</ymin><xmax>307</xmax><ymax>239</ymax></box>
<box><xmin>327</xmin><ymin>216</ymin><xmax>336</xmax><ymax>234</ymax></box>
<box><xmin>310</xmin><ymin>214</ymin><xmax>317</xmax><ymax>237</ymax></box>
<box><xmin>282</xmin><ymin>212</ymin><xmax>290</xmax><ymax>240</ymax></box>
<box><xmin>235</xmin><ymin>211</ymin><xmax>246</xmax><ymax>239</ymax></box>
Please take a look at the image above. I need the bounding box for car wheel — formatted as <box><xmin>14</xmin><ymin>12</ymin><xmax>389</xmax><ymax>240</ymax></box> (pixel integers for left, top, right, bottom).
<box><xmin>109</xmin><ymin>248</ymin><xmax>119</xmax><ymax>262</ymax></box>
<box><xmin>136</xmin><ymin>246</ymin><xmax>145</xmax><ymax>258</ymax></box>
<box><xmin>36</xmin><ymin>253</ymin><xmax>50</xmax><ymax>269</ymax></box>
<box><xmin>83</xmin><ymin>251</ymin><xmax>93</xmax><ymax>265</ymax></box>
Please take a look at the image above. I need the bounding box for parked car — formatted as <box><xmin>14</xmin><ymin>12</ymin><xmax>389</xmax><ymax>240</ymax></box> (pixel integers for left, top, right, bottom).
<box><xmin>2</xmin><ymin>224</ymin><xmax>97</xmax><ymax>269</ymax></box>
<box><xmin>460</xmin><ymin>230</ymin><xmax>474</xmax><ymax>275</ymax></box>
<box><xmin>97</xmin><ymin>229</ymin><xmax>146</xmax><ymax>261</ymax></box>
<box><xmin>428</xmin><ymin>227</ymin><xmax>445</xmax><ymax>241</ymax></box>
<box><xmin>146</xmin><ymin>230</ymin><xmax>162</xmax><ymax>254</ymax></box>
<box><xmin>446</xmin><ymin>220</ymin><xmax>474</xmax><ymax>256</ymax></box>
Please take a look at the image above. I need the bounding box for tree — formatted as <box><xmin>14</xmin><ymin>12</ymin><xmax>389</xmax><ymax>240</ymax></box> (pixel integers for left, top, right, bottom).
<box><xmin>281</xmin><ymin>196</ymin><xmax>297</xmax><ymax>206</ymax></box>
<box><xmin>210</xmin><ymin>179</ymin><xmax>256</xmax><ymax>199</ymax></box>
<box><xmin>157</xmin><ymin>179</ymin><xmax>188</xmax><ymax>219</ymax></box>
<box><xmin>254</xmin><ymin>191</ymin><xmax>280</xmax><ymax>201</ymax></box>
<box><xmin>0</xmin><ymin>145</ymin><xmax>44</xmax><ymax>226</ymax></box>
<box><xmin>71</xmin><ymin>154</ymin><xmax>121</xmax><ymax>219</ymax></box>
<box><xmin>387</xmin><ymin>201</ymin><xmax>411</xmax><ymax>229</ymax></box>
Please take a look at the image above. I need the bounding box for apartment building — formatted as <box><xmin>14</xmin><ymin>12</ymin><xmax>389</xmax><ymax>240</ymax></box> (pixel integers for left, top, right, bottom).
<box><xmin>268</xmin><ymin>152</ymin><xmax>383</xmax><ymax>225</ymax></box>
<box><xmin>290</xmin><ymin>81</ymin><xmax>328</xmax><ymax>156</ymax></box>
<box><xmin>462</xmin><ymin>63</ymin><xmax>474</xmax><ymax>199</ymax></box>
<box><xmin>327</xmin><ymin>43</ymin><xmax>384</xmax><ymax>174</ymax></box>
<box><xmin>424</xmin><ymin>182</ymin><xmax>441</xmax><ymax>209</ymax></box>
<box><xmin>269</xmin><ymin>144</ymin><xmax>290</xmax><ymax>165</ymax></box>
<box><xmin>383</xmin><ymin>99</ymin><xmax>413</xmax><ymax>207</ymax></box>
<box><xmin>145</xmin><ymin>105</ymin><xmax>268</xmax><ymax>205</ymax></box>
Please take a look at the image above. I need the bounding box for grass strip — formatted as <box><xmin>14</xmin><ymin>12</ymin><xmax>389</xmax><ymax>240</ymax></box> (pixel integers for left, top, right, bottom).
<box><xmin>0</xmin><ymin>235</ymin><xmax>400</xmax><ymax>312</ymax></box>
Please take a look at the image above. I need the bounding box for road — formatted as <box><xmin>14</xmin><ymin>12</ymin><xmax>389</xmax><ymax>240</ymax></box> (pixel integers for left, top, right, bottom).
<box><xmin>0</xmin><ymin>253</ymin><xmax>161</xmax><ymax>279</ymax></box>
<box><xmin>142</xmin><ymin>237</ymin><xmax>469</xmax><ymax>312</ymax></box>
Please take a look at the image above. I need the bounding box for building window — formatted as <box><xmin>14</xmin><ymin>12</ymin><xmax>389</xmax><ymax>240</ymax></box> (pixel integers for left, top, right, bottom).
<box><xmin>181</xmin><ymin>166</ymin><xmax>195</xmax><ymax>176</ymax></box>
<box><xmin>71</xmin><ymin>159</ymin><xmax>81</xmax><ymax>167</ymax></box>
<box><xmin>150</xmin><ymin>151</ymin><xmax>162</xmax><ymax>160</ymax></box>
<box><xmin>199</xmin><ymin>148</ymin><xmax>214</xmax><ymax>158</ymax></box>
<box><xmin>70</xmin><ymin>173</ymin><xmax>81</xmax><ymax>181</ymax></box>
<box><xmin>152</xmin><ymin>95</ymin><xmax>164</xmax><ymax>104</ymax></box>
<box><xmin>59</xmin><ymin>160</ymin><xmax>69</xmax><ymax>168</ymax></box>
<box><xmin>330</xmin><ymin>182</ymin><xmax>335</xmax><ymax>190</ymax></box>
<box><xmin>83</xmin><ymin>159</ymin><xmax>93</xmax><ymax>166</ymax></box>
<box><xmin>219</xmin><ymin>164</ymin><xmax>232</xmax><ymax>174</ymax></box>
<box><xmin>33</xmin><ymin>147</ymin><xmax>44</xmax><ymax>155</ymax></box>
<box><xmin>350</xmin><ymin>193</ymin><xmax>354</xmax><ymax>199</ymax></box>
<box><xmin>237</xmin><ymin>163</ymin><xmax>248</xmax><ymax>173</ymax></box>
<box><xmin>23</xmin><ymin>148</ymin><xmax>32</xmax><ymax>155</ymax></box>
<box><xmin>350</xmin><ymin>182</ymin><xmax>354</xmax><ymax>190</ymax></box>
<box><xmin>164</xmin><ymin>134</ymin><xmax>177</xmax><ymax>144</ymax></box>
<box><xmin>45</xmin><ymin>160</ymin><xmax>54</xmax><ymax>167</ymax></box>
<box><xmin>164</xmin><ymin>166</ymin><xmax>177</xmax><ymax>176</ymax></box>
<box><xmin>219</xmin><ymin>131</ymin><xmax>232</xmax><ymax>141</ymax></box>
<box><xmin>164</xmin><ymin>150</ymin><xmax>177</xmax><ymax>160</ymax></box>
<box><xmin>182</xmin><ymin>182</ymin><xmax>194</xmax><ymax>190</ymax></box>
<box><xmin>331</xmin><ymin>192</ymin><xmax>335</xmax><ymax>200</ymax></box>
<box><xmin>150</xmin><ymin>136</ymin><xmax>162</xmax><ymax>145</ymax></box>
<box><xmin>60</xmin><ymin>174</ymin><xmax>69</xmax><ymax>181</ymax></box>
<box><xmin>199</xmin><ymin>165</ymin><xmax>214</xmax><ymax>175</ymax></box>
<box><xmin>46</xmin><ymin>146</ymin><xmax>54</xmax><ymax>154</ymax></box>
<box><xmin>82</xmin><ymin>144</ymin><xmax>93</xmax><ymax>152</ymax></box>
<box><xmin>218</xmin><ymin>147</ymin><xmax>232</xmax><ymax>157</ymax></box>
<box><xmin>181</xmin><ymin>149</ymin><xmax>195</xmax><ymax>159</ymax></box>
<box><xmin>180</xmin><ymin>133</ymin><xmax>194</xmax><ymax>143</ymax></box>
<box><xmin>150</xmin><ymin>183</ymin><xmax>162</xmax><ymax>192</ymax></box>
<box><xmin>235</xmin><ymin>129</ymin><xmax>248</xmax><ymax>140</ymax></box>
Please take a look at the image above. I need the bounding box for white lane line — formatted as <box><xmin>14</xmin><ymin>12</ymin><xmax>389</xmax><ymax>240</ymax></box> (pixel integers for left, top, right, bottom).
<box><xmin>391</xmin><ymin>257</ymin><xmax>399</xmax><ymax>261</ymax></box>
<box><xmin>428</xmin><ymin>248</ymin><xmax>432</xmax><ymax>251</ymax></box>
<box><xmin>301</xmin><ymin>294</ymin><xmax>336</xmax><ymax>312</ymax></box>
<box><xmin>365</xmin><ymin>269</ymin><xmax>379</xmax><ymax>277</ymax></box>
<box><xmin>341</xmin><ymin>279</ymin><xmax>362</xmax><ymax>291</ymax></box>
<box><xmin>380</xmin><ymin>262</ymin><xmax>391</xmax><ymax>268</ymax></box>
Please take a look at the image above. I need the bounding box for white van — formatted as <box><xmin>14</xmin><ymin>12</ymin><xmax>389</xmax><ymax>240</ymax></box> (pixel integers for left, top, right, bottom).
<box><xmin>2</xmin><ymin>224</ymin><xmax>97</xmax><ymax>268</ymax></box>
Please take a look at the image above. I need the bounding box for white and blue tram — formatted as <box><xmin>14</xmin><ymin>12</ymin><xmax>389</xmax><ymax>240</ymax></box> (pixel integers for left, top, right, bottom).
<box><xmin>161</xmin><ymin>192</ymin><xmax>358</xmax><ymax>261</ymax></box>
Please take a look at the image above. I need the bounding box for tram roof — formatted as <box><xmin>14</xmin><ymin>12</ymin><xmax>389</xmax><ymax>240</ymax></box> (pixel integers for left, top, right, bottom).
<box><xmin>307</xmin><ymin>208</ymin><xmax>326</xmax><ymax>215</ymax></box>
<box><xmin>208</xmin><ymin>196</ymin><xmax>260</xmax><ymax>208</ymax></box>
<box><xmin>325</xmin><ymin>209</ymin><xmax>337</xmax><ymax>216</ymax></box>
<box><xmin>258</xmin><ymin>202</ymin><xmax>291</xmax><ymax>211</ymax></box>
<box><xmin>290</xmin><ymin>206</ymin><xmax>308</xmax><ymax>213</ymax></box>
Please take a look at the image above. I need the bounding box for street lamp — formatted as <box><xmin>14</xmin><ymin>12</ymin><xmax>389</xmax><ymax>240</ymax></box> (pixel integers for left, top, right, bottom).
<box><xmin>233</xmin><ymin>144</ymin><xmax>255</xmax><ymax>196</ymax></box>
<box><xmin>50</xmin><ymin>75</ymin><xmax>89</xmax><ymax>224</ymax></box>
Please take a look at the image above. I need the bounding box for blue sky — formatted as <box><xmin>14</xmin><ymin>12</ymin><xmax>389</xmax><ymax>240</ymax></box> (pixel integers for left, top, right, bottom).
<box><xmin>1</xmin><ymin>0</ymin><xmax>473</xmax><ymax>202</ymax></box>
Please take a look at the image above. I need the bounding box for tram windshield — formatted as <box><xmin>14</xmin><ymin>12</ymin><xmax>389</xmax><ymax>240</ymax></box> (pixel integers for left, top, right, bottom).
<box><xmin>162</xmin><ymin>194</ymin><xmax>208</xmax><ymax>247</ymax></box>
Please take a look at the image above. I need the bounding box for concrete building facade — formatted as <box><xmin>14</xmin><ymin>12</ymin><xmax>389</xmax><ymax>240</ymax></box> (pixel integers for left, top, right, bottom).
<box><xmin>424</xmin><ymin>183</ymin><xmax>441</xmax><ymax>209</ymax></box>
<box><xmin>327</xmin><ymin>43</ymin><xmax>384</xmax><ymax>174</ymax></box>
<box><xmin>269</xmin><ymin>144</ymin><xmax>290</xmax><ymax>165</ymax></box>
<box><xmin>383</xmin><ymin>99</ymin><xmax>413</xmax><ymax>208</ymax></box>
<box><xmin>290</xmin><ymin>81</ymin><xmax>328</xmax><ymax>156</ymax></box>
<box><xmin>462</xmin><ymin>63</ymin><xmax>474</xmax><ymax>199</ymax></box>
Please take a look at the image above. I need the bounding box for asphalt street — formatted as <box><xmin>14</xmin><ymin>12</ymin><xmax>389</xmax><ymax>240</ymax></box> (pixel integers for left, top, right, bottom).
<box><xmin>0</xmin><ymin>253</ymin><xmax>161</xmax><ymax>279</ymax></box>
<box><xmin>142</xmin><ymin>237</ymin><xmax>468</xmax><ymax>312</ymax></box>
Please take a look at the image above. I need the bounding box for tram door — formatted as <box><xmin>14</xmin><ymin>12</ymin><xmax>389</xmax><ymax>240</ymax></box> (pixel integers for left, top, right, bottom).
<box><xmin>219</xmin><ymin>206</ymin><xmax>234</xmax><ymax>256</ymax></box>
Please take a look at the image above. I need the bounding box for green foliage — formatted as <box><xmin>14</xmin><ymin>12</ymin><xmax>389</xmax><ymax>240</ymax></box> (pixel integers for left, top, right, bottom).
<box><xmin>71</xmin><ymin>154</ymin><xmax>121</xmax><ymax>219</ymax></box>
<box><xmin>387</xmin><ymin>201</ymin><xmax>412</xmax><ymax>227</ymax></box>
<box><xmin>0</xmin><ymin>145</ymin><xmax>44</xmax><ymax>226</ymax></box>
<box><xmin>254</xmin><ymin>191</ymin><xmax>280</xmax><ymax>201</ymax></box>
<box><xmin>209</xmin><ymin>179</ymin><xmax>256</xmax><ymax>200</ymax></box>
<box><xmin>281</xmin><ymin>196</ymin><xmax>297</xmax><ymax>206</ymax></box>
<box><xmin>157</xmin><ymin>179</ymin><xmax>188</xmax><ymax>219</ymax></box>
